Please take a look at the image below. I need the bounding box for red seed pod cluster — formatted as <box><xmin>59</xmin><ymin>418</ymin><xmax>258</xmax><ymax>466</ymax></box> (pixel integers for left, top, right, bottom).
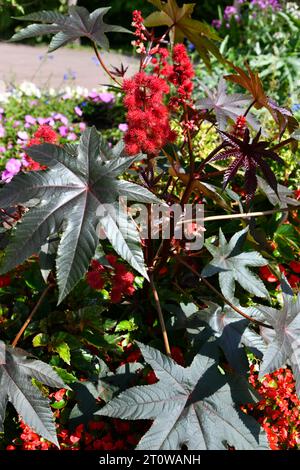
<box><xmin>167</xmin><ymin>44</ymin><xmax>195</xmax><ymax>109</ymax></box>
<box><xmin>122</xmin><ymin>71</ymin><xmax>176</xmax><ymax>156</ymax></box>
<box><xmin>232</xmin><ymin>115</ymin><xmax>247</xmax><ymax>138</ymax></box>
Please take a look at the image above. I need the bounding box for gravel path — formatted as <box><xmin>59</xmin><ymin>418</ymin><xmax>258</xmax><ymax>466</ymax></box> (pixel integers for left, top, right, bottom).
<box><xmin>0</xmin><ymin>43</ymin><xmax>139</xmax><ymax>90</ymax></box>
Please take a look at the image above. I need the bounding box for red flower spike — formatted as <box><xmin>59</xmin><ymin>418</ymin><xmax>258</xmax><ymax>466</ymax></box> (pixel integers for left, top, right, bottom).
<box><xmin>86</xmin><ymin>271</ymin><xmax>105</xmax><ymax>290</ymax></box>
<box><xmin>123</xmin><ymin>71</ymin><xmax>176</xmax><ymax>156</ymax></box>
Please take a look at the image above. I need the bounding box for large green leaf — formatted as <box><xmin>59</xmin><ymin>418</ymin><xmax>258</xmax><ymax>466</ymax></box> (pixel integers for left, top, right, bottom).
<box><xmin>258</xmin><ymin>277</ymin><xmax>300</xmax><ymax>396</ymax></box>
<box><xmin>0</xmin><ymin>127</ymin><xmax>159</xmax><ymax>303</ymax></box>
<box><xmin>145</xmin><ymin>0</ymin><xmax>222</xmax><ymax>69</ymax></box>
<box><xmin>98</xmin><ymin>342</ymin><xmax>268</xmax><ymax>450</ymax></box>
<box><xmin>10</xmin><ymin>6</ymin><xmax>131</xmax><ymax>52</ymax></box>
<box><xmin>201</xmin><ymin>226</ymin><xmax>269</xmax><ymax>301</ymax></box>
<box><xmin>0</xmin><ymin>341</ymin><xmax>66</xmax><ymax>446</ymax></box>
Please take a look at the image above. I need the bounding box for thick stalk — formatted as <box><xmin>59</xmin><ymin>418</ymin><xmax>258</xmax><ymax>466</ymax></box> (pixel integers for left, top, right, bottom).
<box><xmin>12</xmin><ymin>284</ymin><xmax>54</xmax><ymax>347</ymax></box>
<box><xmin>149</xmin><ymin>274</ymin><xmax>171</xmax><ymax>356</ymax></box>
<box><xmin>92</xmin><ymin>42</ymin><xmax>122</xmax><ymax>87</ymax></box>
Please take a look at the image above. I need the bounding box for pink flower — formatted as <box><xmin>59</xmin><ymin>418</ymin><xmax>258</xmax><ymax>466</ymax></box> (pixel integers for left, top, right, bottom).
<box><xmin>99</xmin><ymin>92</ymin><xmax>115</xmax><ymax>103</ymax></box>
<box><xmin>25</xmin><ymin>115</ymin><xmax>36</xmax><ymax>126</ymax></box>
<box><xmin>0</xmin><ymin>124</ymin><xmax>5</xmax><ymax>138</ymax></box>
<box><xmin>1</xmin><ymin>158</ymin><xmax>22</xmax><ymax>182</ymax></box>
<box><xmin>74</xmin><ymin>106</ymin><xmax>83</xmax><ymax>117</ymax></box>
<box><xmin>67</xmin><ymin>132</ymin><xmax>78</xmax><ymax>141</ymax></box>
<box><xmin>118</xmin><ymin>123</ymin><xmax>128</xmax><ymax>132</ymax></box>
<box><xmin>59</xmin><ymin>125</ymin><xmax>69</xmax><ymax>137</ymax></box>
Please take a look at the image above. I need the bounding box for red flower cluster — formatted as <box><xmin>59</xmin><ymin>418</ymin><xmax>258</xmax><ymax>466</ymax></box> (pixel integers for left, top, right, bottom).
<box><xmin>0</xmin><ymin>274</ymin><xmax>11</xmax><ymax>288</ymax></box>
<box><xmin>123</xmin><ymin>71</ymin><xmax>176</xmax><ymax>156</ymax></box>
<box><xmin>24</xmin><ymin>125</ymin><xmax>58</xmax><ymax>171</ymax></box>
<box><xmin>131</xmin><ymin>10</ymin><xmax>147</xmax><ymax>54</ymax></box>
<box><xmin>248</xmin><ymin>366</ymin><xmax>300</xmax><ymax>449</ymax></box>
<box><xmin>232</xmin><ymin>115</ymin><xmax>247</xmax><ymax>138</ymax></box>
<box><xmin>259</xmin><ymin>261</ymin><xmax>300</xmax><ymax>288</ymax></box>
<box><xmin>167</xmin><ymin>44</ymin><xmax>194</xmax><ymax>109</ymax></box>
<box><xmin>7</xmin><ymin>416</ymin><xmax>147</xmax><ymax>451</ymax></box>
<box><xmin>86</xmin><ymin>255</ymin><xmax>135</xmax><ymax>303</ymax></box>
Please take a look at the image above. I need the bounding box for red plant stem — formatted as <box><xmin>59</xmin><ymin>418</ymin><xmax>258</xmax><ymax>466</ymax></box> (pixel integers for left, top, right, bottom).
<box><xmin>176</xmin><ymin>256</ymin><xmax>273</xmax><ymax>329</ymax></box>
<box><xmin>92</xmin><ymin>42</ymin><xmax>122</xmax><ymax>87</ymax></box>
<box><xmin>149</xmin><ymin>273</ymin><xmax>171</xmax><ymax>356</ymax></box>
<box><xmin>243</xmin><ymin>99</ymin><xmax>256</xmax><ymax>117</ymax></box>
<box><xmin>12</xmin><ymin>283</ymin><xmax>54</xmax><ymax>347</ymax></box>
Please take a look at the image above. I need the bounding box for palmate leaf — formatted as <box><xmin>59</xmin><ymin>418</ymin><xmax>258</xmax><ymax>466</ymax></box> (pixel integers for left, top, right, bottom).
<box><xmin>257</xmin><ymin>176</ymin><xmax>300</xmax><ymax>209</ymax></box>
<box><xmin>10</xmin><ymin>6</ymin><xmax>131</xmax><ymax>53</ymax></box>
<box><xmin>196</xmin><ymin>78</ymin><xmax>259</xmax><ymax>131</ymax></box>
<box><xmin>98</xmin><ymin>342</ymin><xmax>268</xmax><ymax>450</ymax></box>
<box><xmin>0</xmin><ymin>127</ymin><xmax>159</xmax><ymax>303</ymax></box>
<box><xmin>208</xmin><ymin>128</ymin><xmax>283</xmax><ymax>202</ymax></box>
<box><xmin>196</xmin><ymin>302</ymin><xmax>266</xmax><ymax>374</ymax></box>
<box><xmin>202</xmin><ymin>226</ymin><xmax>269</xmax><ymax>301</ymax></box>
<box><xmin>144</xmin><ymin>0</ymin><xmax>222</xmax><ymax>69</ymax></box>
<box><xmin>258</xmin><ymin>277</ymin><xmax>300</xmax><ymax>396</ymax></box>
<box><xmin>225</xmin><ymin>62</ymin><xmax>298</xmax><ymax>136</ymax></box>
<box><xmin>0</xmin><ymin>340</ymin><xmax>66</xmax><ymax>446</ymax></box>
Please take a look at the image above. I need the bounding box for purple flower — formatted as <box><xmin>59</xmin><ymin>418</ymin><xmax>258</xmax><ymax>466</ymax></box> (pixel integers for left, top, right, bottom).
<box><xmin>37</xmin><ymin>117</ymin><xmax>49</xmax><ymax>125</ymax></box>
<box><xmin>67</xmin><ymin>132</ymin><xmax>78</xmax><ymax>141</ymax></box>
<box><xmin>224</xmin><ymin>5</ymin><xmax>240</xmax><ymax>21</ymax></box>
<box><xmin>212</xmin><ymin>19</ymin><xmax>222</xmax><ymax>29</ymax></box>
<box><xmin>118</xmin><ymin>123</ymin><xmax>128</xmax><ymax>132</ymax></box>
<box><xmin>1</xmin><ymin>158</ymin><xmax>22</xmax><ymax>182</ymax></box>
<box><xmin>58</xmin><ymin>126</ymin><xmax>69</xmax><ymax>137</ymax></box>
<box><xmin>74</xmin><ymin>106</ymin><xmax>83</xmax><ymax>117</ymax></box>
<box><xmin>0</xmin><ymin>107</ymin><xmax>4</xmax><ymax>114</ymax></box>
<box><xmin>99</xmin><ymin>92</ymin><xmax>115</xmax><ymax>104</ymax></box>
<box><xmin>52</xmin><ymin>113</ymin><xmax>68</xmax><ymax>126</ymax></box>
<box><xmin>0</xmin><ymin>146</ymin><xmax>6</xmax><ymax>154</ymax></box>
<box><xmin>250</xmin><ymin>0</ymin><xmax>281</xmax><ymax>10</ymax></box>
<box><xmin>25</xmin><ymin>115</ymin><xmax>36</xmax><ymax>125</ymax></box>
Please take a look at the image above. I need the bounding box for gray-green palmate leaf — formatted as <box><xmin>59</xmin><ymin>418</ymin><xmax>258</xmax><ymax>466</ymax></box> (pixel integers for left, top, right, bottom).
<box><xmin>196</xmin><ymin>78</ymin><xmax>259</xmax><ymax>131</ymax></box>
<box><xmin>10</xmin><ymin>6</ymin><xmax>131</xmax><ymax>52</ymax></box>
<box><xmin>258</xmin><ymin>277</ymin><xmax>300</xmax><ymax>396</ymax></box>
<box><xmin>0</xmin><ymin>340</ymin><xmax>67</xmax><ymax>446</ymax></box>
<box><xmin>98</xmin><ymin>342</ymin><xmax>268</xmax><ymax>450</ymax></box>
<box><xmin>201</xmin><ymin>226</ymin><xmax>269</xmax><ymax>301</ymax></box>
<box><xmin>0</xmin><ymin>127</ymin><xmax>159</xmax><ymax>303</ymax></box>
<box><xmin>196</xmin><ymin>301</ymin><xmax>266</xmax><ymax>373</ymax></box>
